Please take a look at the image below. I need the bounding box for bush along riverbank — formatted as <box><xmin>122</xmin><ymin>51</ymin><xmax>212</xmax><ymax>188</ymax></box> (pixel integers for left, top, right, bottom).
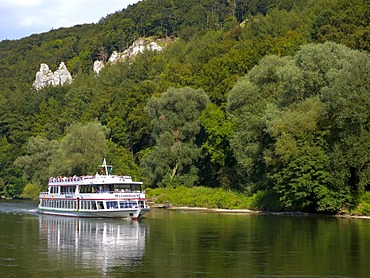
<box><xmin>145</xmin><ymin>186</ymin><xmax>253</xmax><ymax>210</ymax></box>
<box><xmin>145</xmin><ymin>186</ymin><xmax>370</xmax><ymax>217</ymax></box>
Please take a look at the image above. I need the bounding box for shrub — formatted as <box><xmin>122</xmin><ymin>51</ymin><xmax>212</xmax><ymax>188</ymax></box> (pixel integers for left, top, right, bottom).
<box><xmin>350</xmin><ymin>192</ymin><xmax>370</xmax><ymax>216</ymax></box>
<box><xmin>21</xmin><ymin>183</ymin><xmax>40</xmax><ymax>199</ymax></box>
<box><xmin>146</xmin><ymin>186</ymin><xmax>252</xmax><ymax>209</ymax></box>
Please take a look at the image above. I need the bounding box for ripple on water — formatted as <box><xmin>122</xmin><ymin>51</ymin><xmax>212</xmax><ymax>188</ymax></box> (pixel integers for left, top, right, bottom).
<box><xmin>0</xmin><ymin>200</ymin><xmax>38</xmax><ymax>215</ymax></box>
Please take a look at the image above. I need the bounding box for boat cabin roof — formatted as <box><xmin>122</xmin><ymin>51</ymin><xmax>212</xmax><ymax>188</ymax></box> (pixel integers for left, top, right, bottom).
<box><xmin>48</xmin><ymin>174</ymin><xmax>143</xmax><ymax>186</ymax></box>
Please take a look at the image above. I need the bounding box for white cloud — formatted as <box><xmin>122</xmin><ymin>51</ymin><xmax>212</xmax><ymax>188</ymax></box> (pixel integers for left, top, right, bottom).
<box><xmin>19</xmin><ymin>16</ymin><xmax>43</xmax><ymax>28</ymax></box>
<box><xmin>1</xmin><ymin>0</ymin><xmax>43</xmax><ymax>7</ymax></box>
<box><xmin>0</xmin><ymin>0</ymin><xmax>138</xmax><ymax>40</ymax></box>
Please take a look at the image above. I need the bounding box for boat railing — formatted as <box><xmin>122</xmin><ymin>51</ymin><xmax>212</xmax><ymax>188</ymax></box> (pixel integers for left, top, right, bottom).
<box><xmin>90</xmin><ymin>190</ymin><xmax>143</xmax><ymax>194</ymax></box>
<box><xmin>49</xmin><ymin>176</ymin><xmax>84</xmax><ymax>183</ymax></box>
<box><xmin>49</xmin><ymin>175</ymin><xmax>135</xmax><ymax>184</ymax></box>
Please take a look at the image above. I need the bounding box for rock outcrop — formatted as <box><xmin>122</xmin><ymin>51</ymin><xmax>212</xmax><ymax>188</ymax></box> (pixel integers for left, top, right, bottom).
<box><xmin>32</xmin><ymin>39</ymin><xmax>166</xmax><ymax>87</ymax></box>
<box><xmin>93</xmin><ymin>60</ymin><xmax>105</xmax><ymax>75</ymax></box>
<box><xmin>33</xmin><ymin>62</ymin><xmax>72</xmax><ymax>91</ymax></box>
<box><xmin>94</xmin><ymin>39</ymin><xmax>163</xmax><ymax>74</ymax></box>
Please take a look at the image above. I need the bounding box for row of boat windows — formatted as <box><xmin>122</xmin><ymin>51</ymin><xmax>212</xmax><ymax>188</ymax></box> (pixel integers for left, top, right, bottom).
<box><xmin>40</xmin><ymin>200</ymin><xmax>145</xmax><ymax>210</ymax></box>
<box><xmin>49</xmin><ymin>185</ymin><xmax>95</xmax><ymax>194</ymax></box>
<box><xmin>41</xmin><ymin>200</ymin><xmax>77</xmax><ymax>209</ymax></box>
<box><xmin>48</xmin><ymin>185</ymin><xmax>141</xmax><ymax>194</ymax></box>
<box><xmin>49</xmin><ymin>186</ymin><xmax>76</xmax><ymax>194</ymax></box>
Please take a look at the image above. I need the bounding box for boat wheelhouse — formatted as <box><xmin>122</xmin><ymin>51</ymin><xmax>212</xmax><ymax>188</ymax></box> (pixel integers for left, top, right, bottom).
<box><xmin>38</xmin><ymin>159</ymin><xmax>150</xmax><ymax>219</ymax></box>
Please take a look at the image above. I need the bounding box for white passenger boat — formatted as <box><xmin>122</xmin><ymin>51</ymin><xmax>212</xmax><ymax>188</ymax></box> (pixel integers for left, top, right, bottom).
<box><xmin>38</xmin><ymin>159</ymin><xmax>150</xmax><ymax>219</ymax></box>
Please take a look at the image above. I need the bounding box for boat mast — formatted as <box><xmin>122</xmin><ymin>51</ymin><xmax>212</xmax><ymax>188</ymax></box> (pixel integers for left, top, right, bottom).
<box><xmin>101</xmin><ymin>158</ymin><xmax>113</xmax><ymax>176</ymax></box>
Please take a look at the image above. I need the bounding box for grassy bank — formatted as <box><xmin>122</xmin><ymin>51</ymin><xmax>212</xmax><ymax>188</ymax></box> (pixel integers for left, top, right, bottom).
<box><xmin>145</xmin><ymin>186</ymin><xmax>370</xmax><ymax>216</ymax></box>
<box><xmin>344</xmin><ymin>192</ymin><xmax>370</xmax><ymax>216</ymax></box>
<box><xmin>146</xmin><ymin>186</ymin><xmax>255</xmax><ymax>210</ymax></box>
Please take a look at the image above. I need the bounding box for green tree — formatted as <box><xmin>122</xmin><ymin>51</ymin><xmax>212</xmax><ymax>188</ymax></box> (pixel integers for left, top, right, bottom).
<box><xmin>311</xmin><ymin>0</ymin><xmax>370</xmax><ymax>51</ymax></box>
<box><xmin>62</xmin><ymin>86</ymin><xmax>95</xmax><ymax>123</ymax></box>
<box><xmin>33</xmin><ymin>97</ymin><xmax>65</xmax><ymax>140</ymax></box>
<box><xmin>199</xmin><ymin>103</ymin><xmax>237</xmax><ymax>189</ymax></box>
<box><xmin>227</xmin><ymin>42</ymin><xmax>369</xmax><ymax>212</ymax></box>
<box><xmin>200</xmin><ymin>103</ymin><xmax>233</xmax><ymax>168</ymax></box>
<box><xmin>321</xmin><ymin>47</ymin><xmax>370</xmax><ymax>198</ymax></box>
<box><xmin>0</xmin><ymin>136</ymin><xmax>17</xmax><ymax>197</ymax></box>
<box><xmin>141</xmin><ymin>87</ymin><xmax>210</xmax><ymax>187</ymax></box>
<box><xmin>227</xmin><ymin>55</ymin><xmax>290</xmax><ymax>192</ymax></box>
<box><xmin>265</xmin><ymin>98</ymin><xmax>346</xmax><ymax>212</ymax></box>
<box><xmin>21</xmin><ymin>183</ymin><xmax>41</xmax><ymax>199</ymax></box>
<box><xmin>106</xmin><ymin>140</ymin><xmax>143</xmax><ymax>181</ymax></box>
<box><xmin>49</xmin><ymin>120</ymin><xmax>109</xmax><ymax>176</ymax></box>
<box><xmin>14</xmin><ymin>136</ymin><xmax>59</xmax><ymax>188</ymax></box>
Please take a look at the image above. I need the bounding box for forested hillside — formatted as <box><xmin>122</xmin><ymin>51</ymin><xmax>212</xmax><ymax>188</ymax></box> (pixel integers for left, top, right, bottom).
<box><xmin>0</xmin><ymin>0</ymin><xmax>369</xmax><ymax>213</ymax></box>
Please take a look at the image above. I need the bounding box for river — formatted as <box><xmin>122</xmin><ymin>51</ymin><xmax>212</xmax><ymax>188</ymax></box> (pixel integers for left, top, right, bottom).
<box><xmin>1</xmin><ymin>199</ymin><xmax>370</xmax><ymax>277</ymax></box>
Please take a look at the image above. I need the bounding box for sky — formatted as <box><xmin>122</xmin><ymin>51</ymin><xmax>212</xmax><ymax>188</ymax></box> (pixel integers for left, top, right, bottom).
<box><xmin>0</xmin><ymin>0</ymin><xmax>139</xmax><ymax>41</ymax></box>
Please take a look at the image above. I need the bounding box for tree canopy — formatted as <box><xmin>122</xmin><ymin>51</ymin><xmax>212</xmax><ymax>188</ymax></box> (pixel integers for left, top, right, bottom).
<box><xmin>228</xmin><ymin>42</ymin><xmax>370</xmax><ymax>212</ymax></box>
<box><xmin>141</xmin><ymin>87</ymin><xmax>209</xmax><ymax>187</ymax></box>
<box><xmin>0</xmin><ymin>0</ymin><xmax>369</xmax><ymax>213</ymax></box>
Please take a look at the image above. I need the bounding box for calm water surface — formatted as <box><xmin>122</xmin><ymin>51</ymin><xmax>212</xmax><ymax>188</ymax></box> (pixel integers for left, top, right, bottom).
<box><xmin>1</xmin><ymin>200</ymin><xmax>370</xmax><ymax>277</ymax></box>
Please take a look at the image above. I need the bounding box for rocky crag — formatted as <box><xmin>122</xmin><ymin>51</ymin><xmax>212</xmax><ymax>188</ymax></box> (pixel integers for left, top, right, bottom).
<box><xmin>32</xmin><ymin>62</ymin><xmax>72</xmax><ymax>91</ymax></box>
<box><xmin>33</xmin><ymin>39</ymin><xmax>165</xmax><ymax>90</ymax></box>
<box><xmin>93</xmin><ymin>39</ymin><xmax>163</xmax><ymax>74</ymax></box>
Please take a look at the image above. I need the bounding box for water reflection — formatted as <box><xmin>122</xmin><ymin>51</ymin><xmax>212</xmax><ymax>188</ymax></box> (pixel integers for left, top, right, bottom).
<box><xmin>38</xmin><ymin>215</ymin><xmax>147</xmax><ymax>273</ymax></box>
<box><xmin>2</xmin><ymin>201</ymin><xmax>370</xmax><ymax>277</ymax></box>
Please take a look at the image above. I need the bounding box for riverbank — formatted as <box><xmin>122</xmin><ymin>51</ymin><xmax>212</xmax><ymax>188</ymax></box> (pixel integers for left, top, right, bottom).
<box><xmin>150</xmin><ymin>203</ymin><xmax>370</xmax><ymax>220</ymax></box>
<box><xmin>150</xmin><ymin>202</ymin><xmax>258</xmax><ymax>213</ymax></box>
<box><xmin>146</xmin><ymin>185</ymin><xmax>370</xmax><ymax>220</ymax></box>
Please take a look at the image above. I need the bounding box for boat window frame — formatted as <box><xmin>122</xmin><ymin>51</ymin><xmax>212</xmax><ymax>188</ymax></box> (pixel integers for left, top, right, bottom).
<box><xmin>97</xmin><ymin>201</ymin><xmax>104</xmax><ymax>210</ymax></box>
<box><xmin>106</xmin><ymin>201</ymin><xmax>119</xmax><ymax>209</ymax></box>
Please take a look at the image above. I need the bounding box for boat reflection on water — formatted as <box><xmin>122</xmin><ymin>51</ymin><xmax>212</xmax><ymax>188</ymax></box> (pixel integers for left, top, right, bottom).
<box><xmin>38</xmin><ymin>215</ymin><xmax>147</xmax><ymax>272</ymax></box>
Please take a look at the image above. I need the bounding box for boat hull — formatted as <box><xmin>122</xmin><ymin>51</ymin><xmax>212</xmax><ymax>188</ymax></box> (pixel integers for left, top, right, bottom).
<box><xmin>38</xmin><ymin>207</ymin><xmax>150</xmax><ymax>219</ymax></box>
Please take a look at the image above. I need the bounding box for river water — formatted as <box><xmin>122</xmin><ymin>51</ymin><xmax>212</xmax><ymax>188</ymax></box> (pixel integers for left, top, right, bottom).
<box><xmin>1</xmin><ymin>200</ymin><xmax>370</xmax><ymax>277</ymax></box>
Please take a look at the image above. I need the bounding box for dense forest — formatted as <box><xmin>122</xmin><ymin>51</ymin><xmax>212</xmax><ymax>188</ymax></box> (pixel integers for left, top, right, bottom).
<box><xmin>0</xmin><ymin>0</ymin><xmax>369</xmax><ymax>213</ymax></box>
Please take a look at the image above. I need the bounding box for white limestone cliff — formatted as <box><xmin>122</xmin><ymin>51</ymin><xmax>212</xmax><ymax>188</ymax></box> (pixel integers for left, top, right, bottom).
<box><xmin>33</xmin><ymin>62</ymin><xmax>72</xmax><ymax>91</ymax></box>
<box><xmin>94</xmin><ymin>39</ymin><xmax>163</xmax><ymax>74</ymax></box>
<box><xmin>93</xmin><ymin>60</ymin><xmax>105</xmax><ymax>75</ymax></box>
<box><xmin>32</xmin><ymin>39</ymin><xmax>165</xmax><ymax>88</ymax></box>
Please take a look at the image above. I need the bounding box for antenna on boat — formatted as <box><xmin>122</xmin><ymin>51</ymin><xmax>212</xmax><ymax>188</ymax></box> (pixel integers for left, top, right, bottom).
<box><xmin>100</xmin><ymin>158</ymin><xmax>113</xmax><ymax>175</ymax></box>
